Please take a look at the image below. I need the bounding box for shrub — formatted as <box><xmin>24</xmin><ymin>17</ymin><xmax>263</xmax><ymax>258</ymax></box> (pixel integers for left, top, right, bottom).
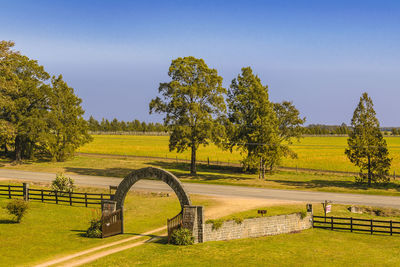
<box><xmin>233</xmin><ymin>216</ymin><xmax>243</xmax><ymax>224</ymax></box>
<box><xmin>6</xmin><ymin>199</ymin><xmax>29</xmax><ymax>222</ymax></box>
<box><xmin>170</xmin><ymin>228</ymin><xmax>194</xmax><ymax>245</ymax></box>
<box><xmin>85</xmin><ymin>218</ymin><xmax>102</xmax><ymax>238</ymax></box>
<box><xmin>206</xmin><ymin>219</ymin><xmax>223</xmax><ymax>230</ymax></box>
<box><xmin>299</xmin><ymin>211</ymin><xmax>307</xmax><ymax>219</ymax></box>
<box><xmin>51</xmin><ymin>173</ymin><xmax>75</xmax><ymax>194</ymax></box>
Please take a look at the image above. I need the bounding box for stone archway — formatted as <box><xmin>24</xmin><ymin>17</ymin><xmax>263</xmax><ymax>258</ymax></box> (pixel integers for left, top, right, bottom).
<box><xmin>114</xmin><ymin>167</ymin><xmax>192</xmax><ymax>233</ymax></box>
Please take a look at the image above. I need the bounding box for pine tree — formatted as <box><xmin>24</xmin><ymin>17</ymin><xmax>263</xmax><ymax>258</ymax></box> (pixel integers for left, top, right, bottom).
<box><xmin>345</xmin><ymin>93</ymin><xmax>391</xmax><ymax>186</ymax></box>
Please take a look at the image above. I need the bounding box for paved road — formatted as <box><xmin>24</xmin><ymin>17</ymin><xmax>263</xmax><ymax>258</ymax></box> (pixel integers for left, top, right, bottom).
<box><xmin>1</xmin><ymin>169</ymin><xmax>400</xmax><ymax>208</ymax></box>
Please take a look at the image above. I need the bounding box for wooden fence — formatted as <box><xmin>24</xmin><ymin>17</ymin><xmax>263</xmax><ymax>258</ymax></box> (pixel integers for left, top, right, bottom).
<box><xmin>0</xmin><ymin>184</ymin><xmax>114</xmax><ymax>207</ymax></box>
<box><xmin>313</xmin><ymin>215</ymin><xmax>400</xmax><ymax>235</ymax></box>
<box><xmin>167</xmin><ymin>212</ymin><xmax>183</xmax><ymax>243</ymax></box>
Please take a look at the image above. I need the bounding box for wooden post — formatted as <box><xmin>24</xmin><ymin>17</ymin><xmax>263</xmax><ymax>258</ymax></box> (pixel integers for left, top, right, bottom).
<box><xmin>55</xmin><ymin>191</ymin><xmax>58</xmax><ymax>204</ymax></box>
<box><xmin>390</xmin><ymin>220</ymin><xmax>393</xmax><ymax>236</ymax></box>
<box><xmin>331</xmin><ymin>216</ymin><xmax>333</xmax><ymax>230</ymax></box>
<box><xmin>101</xmin><ymin>193</ymin><xmax>103</xmax><ymax>203</ymax></box>
<box><xmin>85</xmin><ymin>193</ymin><xmax>88</xmax><ymax>207</ymax></box>
<box><xmin>23</xmin><ymin>183</ymin><xmax>29</xmax><ymax>201</ymax></box>
<box><xmin>41</xmin><ymin>190</ymin><xmax>44</xmax><ymax>202</ymax></box>
<box><xmin>370</xmin><ymin>219</ymin><xmax>373</xmax><ymax>235</ymax></box>
<box><xmin>69</xmin><ymin>192</ymin><xmax>72</xmax><ymax>206</ymax></box>
<box><xmin>8</xmin><ymin>185</ymin><xmax>11</xmax><ymax>199</ymax></box>
<box><xmin>350</xmin><ymin>217</ymin><xmax>353</xmax><ymax>232</ymax></box>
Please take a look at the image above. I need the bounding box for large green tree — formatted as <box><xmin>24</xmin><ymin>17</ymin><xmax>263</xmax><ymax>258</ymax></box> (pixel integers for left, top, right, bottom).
<box><xmin>345</xmin><ymin>92</ymin><xmax>391</xmax><ymax>186</ymax></box>
<box><xmin>149</xmin><ymin>56</ymin><xmax>226</xmax><ymax>175</ymax></box>
<box><xmin>0</xmin><ymin>41</ymin><xmax>91</xmax><ymax>161</ymax></box>
<box><xmin>44</xmin><ymin>75</ymin><xmax>92</xmax><ymax>161</ymax></box>
<box><xmin>226</xmin><ymin>67</ymin><xmax>304</xmax><ymax>178</ymax></box>
<box><xmin>0</xmin><ymin>41</ymin><xmax>51</xmax><ymax>161</ymax></box>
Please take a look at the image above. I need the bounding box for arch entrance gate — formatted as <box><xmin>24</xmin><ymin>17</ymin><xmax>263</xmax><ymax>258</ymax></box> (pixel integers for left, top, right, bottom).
<box><xmin>101</xmin><ymin>167</ymin><xmax>204</xmax><ymax>242</ymax></box>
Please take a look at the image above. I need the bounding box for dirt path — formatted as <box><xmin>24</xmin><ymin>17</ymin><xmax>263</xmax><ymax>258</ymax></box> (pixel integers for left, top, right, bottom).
<box><xmin>35</xmin><ymin>196</ymin><xmax>299</xmax><ymax>266</ymax></box>
<box><xmin>34</xmin><ymin>226</ymin><xmax>166</xmax><ymax>267</ymax></box>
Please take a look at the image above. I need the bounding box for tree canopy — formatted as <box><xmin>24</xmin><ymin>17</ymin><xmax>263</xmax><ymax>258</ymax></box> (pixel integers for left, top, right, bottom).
<box><xmin>149</xmin><ymin>56</ymin><xmax>226</xmax><ymax>175</ymax></box>
<box><xmin>226</xmin><ymin>67</ymin><xmax>305</xmax><ymax>178</ymax></box>
<box><xmin>0</xmin><ymin>41</ymin><xmax>91</xmax><ymax>161</ymax></box>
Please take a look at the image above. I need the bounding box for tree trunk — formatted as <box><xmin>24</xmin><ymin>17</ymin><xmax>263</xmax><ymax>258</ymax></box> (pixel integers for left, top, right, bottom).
<box><xmin>367</xmin><ymin>154</ymin><xmax>371</xmax><ymax>187</ymax></box>
<box><xmin>15</xmin><ymin>135</ymin><xmax>22</xmax><ymax>162</ymax></box>
<box><xmin>262</xmin><ymin>160</ymin><xmax>266</xmax><ymax>180</ymax></box>
<box><xmin>2</xmin><ymin>143</ymin><xmax>8</xmax><ymax>155</ymax></box>
<box><xmin>190</xmin><ymin>144</ymin><xmax>197</xmax><ymax>176</ymax></box>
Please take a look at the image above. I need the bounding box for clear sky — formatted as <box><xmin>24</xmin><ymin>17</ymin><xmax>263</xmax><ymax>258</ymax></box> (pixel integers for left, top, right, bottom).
<box><xmin>1</xmin><ymin>0</ymin><xmax>399</xmax><ymax>126</ymax></box>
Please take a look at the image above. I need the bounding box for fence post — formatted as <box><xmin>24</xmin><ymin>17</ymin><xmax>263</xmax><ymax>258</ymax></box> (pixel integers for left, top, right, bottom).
<box><xmin>8</xmin><ymin>185</ymin><xmax>11</xmax><ymax>199</ymax></box>
<box><xmin>69</xmin><ymin>192</ymin><xmax>72</xmax><ymax>206</ymax></box>
<box><xmin>55</xmin><ymin>191</ymin><xmax>58</xmax><ymax>204</ymax></box>
<box><xmin>331</xmin><ymin>216</ymin><xmax>333</xmax><ymax>230</ymax></box>
<box><xmin>390</xmin><ymin>220</ymin><xmax>393</xmax><ymax>236</ymax></box>
<box><xmin>41</xmin><ymin>190</ymin><xmax>44</xmax><ymax>202</ymax></box>
<box><xmin>23</xmin><ymin>183</ymin><xmax>29</xmax><ymax>201</ymax></box>
<box><xmin>207</xmin><ymin>157</ymin><xmax>209</xmax><ymax>166</ymax></box>
<box><xmin>350</xmin><ymin>217</ymin><xmax>353</xmax><ymax>232</ymax></box>
<box><xmin>101</xmin><ymin>193</ymin><xmax>103</xmax><ymax>203</ymax></box>
<box><xmin>370</xmin><ymin>219</ymin><xmax>373</xmax><ymax>235</ymax></box>
<box><xmin>85</xmin><ymin>193</ymin><xmax>88</xmax><ymax>207</ymax></box>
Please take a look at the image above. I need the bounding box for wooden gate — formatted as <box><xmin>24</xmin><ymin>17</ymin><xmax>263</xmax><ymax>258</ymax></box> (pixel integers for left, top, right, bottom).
<box><xmin>102</xmin><ymin>209</ymin><xmax>122</xmax><ymax>238</ymax></box>
<box><xmin>167</xmin><ymin>212</ymin><xmax>183</xmax><ymax>243</ymax></box>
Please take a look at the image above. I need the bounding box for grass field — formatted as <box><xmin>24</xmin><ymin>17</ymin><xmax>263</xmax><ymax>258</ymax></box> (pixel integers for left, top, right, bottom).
<box><xmin>0</xmin><ymin>182</ymin><xmax>214</xmax><ymax>266</ymax></box>
<box><xmin>2</xmin><ymin>154</ymin><xmax>400</xmax><ymax>196</ymax></box>
<box><xmin>77</xmin><ymin>135</ymin><xmax>400</xmax><ymax>174</ymax></box>
<box><xmin>85</xmin><ymin>229</ymin><xmax>400</xmax><ymax>267</ymax></box>
<box><xmin>86</xmin><ymin>204</ymin><xmax>400</xmax><ymax>267</ymax></box>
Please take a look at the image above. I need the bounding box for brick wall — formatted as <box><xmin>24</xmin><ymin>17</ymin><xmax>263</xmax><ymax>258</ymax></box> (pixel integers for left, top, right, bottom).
<box><xmin>203</xmin><ymin>212</ymin><xmax>312</xmax><ymax>242</ymax></box>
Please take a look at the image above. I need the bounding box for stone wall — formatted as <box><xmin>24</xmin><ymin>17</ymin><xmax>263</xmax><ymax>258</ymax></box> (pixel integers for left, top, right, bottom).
<box><xmin>203</xmin><ymin>212</ymin><xmax>312</xmax><ymax>242</ymax></box>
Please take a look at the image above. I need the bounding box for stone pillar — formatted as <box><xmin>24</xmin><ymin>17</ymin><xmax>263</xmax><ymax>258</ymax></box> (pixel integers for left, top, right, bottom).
<box><xmin>182</xmin><ymin>205</ymin><xmax>204</xmax><ymax>243</ymax></box>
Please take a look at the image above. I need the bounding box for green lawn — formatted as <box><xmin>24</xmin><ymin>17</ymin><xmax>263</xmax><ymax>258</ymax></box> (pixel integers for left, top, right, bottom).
<box><xmin>84</xmin><ymin>229</ymin><xmax>400</xmax><ymax>267</ymax></box>
<box><xmin>85</xmin><ymin>204</ymin><xmax>400</xmax><ymax>267</ymax></box>
<box><xmin>77</xmin><ymin>135</ymin><xmax>400</xmax><ymax>173</ymax></box>
<box><xmin>0</xmin><ymin>183</ymin><xmax>214</xmax><ymax>266</ymax></box>
<box><xmin>2</xmin><ymin>154</ymin><xmax>400</xmax><ymax>196</ymax></box>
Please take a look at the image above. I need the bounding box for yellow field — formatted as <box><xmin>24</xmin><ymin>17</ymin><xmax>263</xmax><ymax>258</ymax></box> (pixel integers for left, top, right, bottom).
<box><xmin>77</xmin><ymin>135</ymin><xmax>400</xmax><ymax>174</ymax></box>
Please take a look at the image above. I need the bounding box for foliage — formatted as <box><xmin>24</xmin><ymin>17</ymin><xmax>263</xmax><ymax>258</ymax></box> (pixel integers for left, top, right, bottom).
<box><xmin>44</xmin><ymin>75</ymin><xmax>92</xmax><ymax>161</ymax></box>
<box><xmin>206</xmin><ymin>219</ymin><xmax>224</xmax><ymax>230</ymax></box>
<box><xmin>299</xmin><ymin>211</ymin><xmax>307</xmax><ymax>219</ymax></box>
<box><xmin>226</xmin><ymin>67</ymin><xmax>304</xmax><ymax>178</ymax></box>
<box><xmin>345</xmin><ymin>93</ymin><xmax>391</xmax><ymax>186</ymax></box>
<box><xmin>170</xmin><ymin>227</ymin><xmax>194</xmax><ymax>245</ymax></box>
<box><xmin>0</xmin><ymin>41</ymin><xmax>91</xmax><ymax>162</ymax></box>
<box><xmin>51</xmin><ymin>173</ymin><xmax>75</xmax><ymax>193</ymax></box>
<box><xmin>85</xmin><ymin>218</ymin><xmax>102</xmax><ymax>238</ymax></box>
<box><xmin>6</xmin><ymin>199</ymin><xmax>29</xmax><ymax>222</ymax></box>
<box><xmin>87</xmin><ymin>116</ymin><xmax>167</xmax><ymax>133</ymax></box>
<box><xmin>150</xmin><ymin>56</ymin><xmax>226</xmax><ymax>175</ymax></box>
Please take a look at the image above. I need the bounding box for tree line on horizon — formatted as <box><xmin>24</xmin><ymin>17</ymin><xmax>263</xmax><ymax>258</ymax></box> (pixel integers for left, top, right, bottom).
<box><xmin>86</xmin><ymin>118</ymin><xmax>400</xmax><ymax>136</ymax></box>
<box><xmin>87</xmin><ymin>116</ymin><xmax>167</xmax><ymax>133</ymax></box>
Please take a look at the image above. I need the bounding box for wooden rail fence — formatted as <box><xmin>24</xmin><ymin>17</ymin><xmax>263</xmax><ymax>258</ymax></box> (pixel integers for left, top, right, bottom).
<box><xmin>313</xmin><ymin>215</ymin><xmax>400</xmax><ymax>235</ymax></box>
<box><xmin>167</xmin><ymin>212</ymin><xmax>183</xmax><ymax>243</ymax></box>
<box><xmin>0</xmin><ymin>184</ymin><xmax>114</xmax><ymax>207</ymax></box>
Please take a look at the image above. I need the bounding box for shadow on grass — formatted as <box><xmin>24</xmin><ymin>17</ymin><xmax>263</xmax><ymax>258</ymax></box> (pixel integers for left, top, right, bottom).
<box><xmin>64</xmin><ymin>167</ymin><xmax>135</xmax><ymax>178</ymax></box>
<box><xmin>0</xmin><ymin>219</ymin><xmax>17</xmax><ymax>224</ymax></box>
<box><xmin>268</xmin><ymin>178</ymin><xmax>400</xmax><ymax>192</ymax></box>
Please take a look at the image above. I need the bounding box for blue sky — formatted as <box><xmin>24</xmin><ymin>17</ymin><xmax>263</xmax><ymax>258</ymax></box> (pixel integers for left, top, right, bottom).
<box><xmin>1</xmin><ymin>0</ymin><xmax>399</xmax><ymax>126</ymax></box>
